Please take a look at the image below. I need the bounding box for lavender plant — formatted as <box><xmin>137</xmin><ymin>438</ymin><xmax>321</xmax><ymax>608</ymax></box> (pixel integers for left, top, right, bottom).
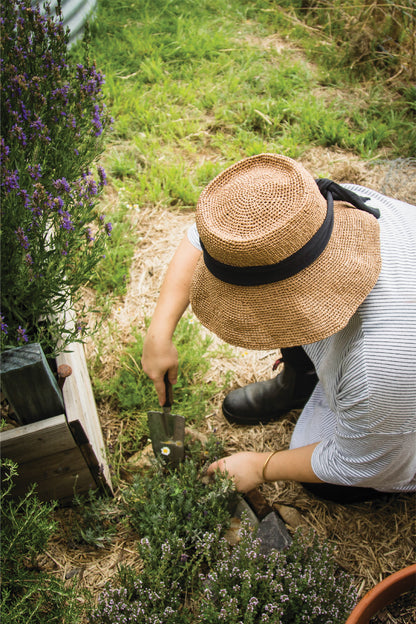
<box><xmin>0</xmin><ymin>0</ymin><xmax>112</xmax><ymax>356</ymax></box>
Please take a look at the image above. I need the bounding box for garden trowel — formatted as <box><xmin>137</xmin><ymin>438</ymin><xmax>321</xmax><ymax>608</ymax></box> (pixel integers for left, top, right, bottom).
<box><xmin>147</xmin><ymin>372</ymin><xmax>185</xmax><ymax>467</ymax></box>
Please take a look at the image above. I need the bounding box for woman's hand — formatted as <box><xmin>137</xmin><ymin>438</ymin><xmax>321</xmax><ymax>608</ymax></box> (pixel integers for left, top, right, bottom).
<box><xmin>141</xmin><ymin>332</ymin><xmax>179</xmax><ymax>405</ymax></box>
<box><xmin>207</xmin><ymin>452</ymin><xmax>265</xmax><ymax>493</ymax></box>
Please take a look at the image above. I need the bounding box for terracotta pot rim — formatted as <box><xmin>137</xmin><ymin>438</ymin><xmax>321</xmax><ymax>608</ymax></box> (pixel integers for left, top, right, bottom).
<box><xmin>346</xmin><ymin>564</ymin><xmax>416</xmax><ymax>624</ymax></box>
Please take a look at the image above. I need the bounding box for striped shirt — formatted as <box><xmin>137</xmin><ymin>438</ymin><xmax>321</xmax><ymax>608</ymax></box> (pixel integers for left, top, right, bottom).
<box><xmin>188</xmin><ymin>185</ymin><xmax>416</xmax><ymax>492</ymax></box>
<box><xmin>291</xmin><ymin>185</ymin><xmax>416</xmax><ymax>492</ymax></box>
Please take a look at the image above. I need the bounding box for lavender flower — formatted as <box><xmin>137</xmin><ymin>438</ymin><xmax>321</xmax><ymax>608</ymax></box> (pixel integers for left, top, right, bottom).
<box><xmin>17</xmin><ymin>326</ymin><xmax>28</xmax><ymax>343</ymax></box>
<box><xmin>28</xmin><ymin>164</ymin><xmax>42</xmax><ymax>180</ymax></box>
<box><xmin>53</xmin><ymin>177</ymin><xmax>71</xmax><ymax>193</ymax></box>
<box><xmin>60</xmin><ymin>210</ymin><xmax>74</xmax><ymax>231</ymax></box>
<box><xmin>1</xmin><ymin>316</ymin><xmax>8</xmax><ymax>335</ymax></box>
<box><xmin>3</xmin><ymin>170</ymin><xmax>20</xmax><ymax>191</ymax></box>
<box><xmin>1</xmin><ymin>0</ymin><xmax>111</xmax><ymax>355</ymax></box>
<box><xmin>97</xmin><ymin>165</ymin><xmax>107</xmax><ymax>186</ymax></box>
<box><xmin>15</xmin><ymin>227</ymin><xmax>29</xmax><ymax>249</ymax></box>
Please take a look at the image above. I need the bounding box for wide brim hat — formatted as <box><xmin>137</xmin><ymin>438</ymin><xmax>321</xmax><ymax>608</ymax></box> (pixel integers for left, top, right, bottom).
<box><xmin>190</xmin><ymin>154</ymin><xmax>381</xmax><ymax>349</ymax></box>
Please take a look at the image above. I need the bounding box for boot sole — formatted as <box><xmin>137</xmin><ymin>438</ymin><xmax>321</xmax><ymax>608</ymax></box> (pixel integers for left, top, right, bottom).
<box><xmin>222</xmin><ymin>405</ymin><xmax>290</xmax><ymax>426</ymax></box>
<box><xmin>222</xmin><ymin>399</ymin><xmax>308</xmax><ymax>426</ymax></box>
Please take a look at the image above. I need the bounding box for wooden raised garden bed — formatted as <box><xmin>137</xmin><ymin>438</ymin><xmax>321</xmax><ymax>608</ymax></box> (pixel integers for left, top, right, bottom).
<box><xmin>0</xmin><ymin>341</ymin><xmax>112</xmax><ymax>504</ymax></box>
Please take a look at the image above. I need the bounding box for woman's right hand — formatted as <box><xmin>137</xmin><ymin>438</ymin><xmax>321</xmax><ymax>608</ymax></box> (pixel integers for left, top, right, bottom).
<box><xmin>141</xmin><ymin>331</ymin><xmax>179</xmax><ymax>405</ymax></box>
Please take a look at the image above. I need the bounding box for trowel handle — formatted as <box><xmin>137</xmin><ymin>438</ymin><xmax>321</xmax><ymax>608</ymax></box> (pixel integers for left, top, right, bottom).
<box><xmin>164</xmin><ymin>371</ymin><xmax>173</xmax><ymax>408</ymax></box>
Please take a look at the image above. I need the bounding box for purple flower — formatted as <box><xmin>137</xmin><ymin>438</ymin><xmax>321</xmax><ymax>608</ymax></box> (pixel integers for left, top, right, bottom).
<box><xmin>60</xmin><ymin>210</ymin><xmax>74</xmax><ymax>231</ymax></box>
<box><xmin>0</xmin><ymin>137</ymin><xmax>10</xmax><ymax>162</ymax></box>
<box><xmin>3</xmin><ymin>170</ymin><xmax>20</xmax><ymax>192</ymax></box>
<box><xmin>11</xmin><ymin>123</ymin><xmax>27</xmax><ymax>145</ymax></box>
<box><xmin>87</xmin><ymin>179</ymin><xmax>98</xmax><ymax>197</ymax></box>
<box><xmin>28</xmin><ymin>163</ymin><xmax>42</xmax><ymax>179</ymax></box>
<box><xmin>53</xmin><ymin>177</ymin><xmax>71</xmax><ymax>193</ymax></box>
<box><xmin>92</xmin><ymin>104</ymin><xmax>103</xmax><ymax>136</ymax></box>
<box><xmin>105</xmin><ymin>222</ymin><xmax>112</xmax><ymax>236</ymax></box>
<box><xmin>15</xmin><ymin>227</ymin><xmax>29</xmax><ymax>249</ymax></box>
<box><xmin>1</xmin><ymin>316</ymin><xmax>8</xmax><ymax>335</ymax></box>
<box><xmin>97</xmin><ymin>165</ymin><xmax>107</xmax><ymax>186</ymax></box>
<box><xmin>17</xmin><ymin>326</ymin><xmax>28</xmax><ymax>343</ymax></box>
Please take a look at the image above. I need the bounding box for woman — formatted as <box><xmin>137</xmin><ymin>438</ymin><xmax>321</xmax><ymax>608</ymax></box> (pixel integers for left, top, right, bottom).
<box><xmin>142</xmin><ymin>154</ymin><xmax>416</xmax><ymax>502</ymax></box>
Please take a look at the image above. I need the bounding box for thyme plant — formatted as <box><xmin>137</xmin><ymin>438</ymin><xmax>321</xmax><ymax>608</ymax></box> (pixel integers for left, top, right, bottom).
<box><xmin>89</xmin><ymin>436</ymin><xmax>358</xmax><ymax>623</ymax></box>
<box><xmin>0</xmin><ymin>0</ymin><xmax>112</xmax><ymax>356</ymax></box>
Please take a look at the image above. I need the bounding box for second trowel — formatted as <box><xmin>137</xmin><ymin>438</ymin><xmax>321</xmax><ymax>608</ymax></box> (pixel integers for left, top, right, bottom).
<box><xmin>147</xmin><ymin>372</ymin><xmax>185</xmax><ymax>467</ymax></box>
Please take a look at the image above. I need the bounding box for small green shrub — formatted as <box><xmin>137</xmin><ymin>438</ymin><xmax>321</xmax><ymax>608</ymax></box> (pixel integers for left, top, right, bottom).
<box><xmin>124</xmin><ymin>447</ymin><xmax>234</xmax><ymax>584</ymax></box>
<box><xmin>89</xmin><ymin>437</ymin><xmax>235</xmax><ymax>623</ymax></box>
<box><xmin>71</xmin><ymin>489</ymin><xmax>126</xmax><ymax>549</ymax></box>
<box><xmin>197</xmin><ymin>522</ymin><xmax>358</xmax><ymax>623</ymax></box>
<box><xmin>0</xmin><ymin>460</ymin><xmax>86</xmax><ymax>624</ymax></box>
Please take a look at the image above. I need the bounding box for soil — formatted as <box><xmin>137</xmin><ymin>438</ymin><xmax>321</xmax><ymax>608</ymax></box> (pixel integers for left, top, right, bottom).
<box><xmin>369</xmin><ymin>590</ymin><xmax>416</xmax><ymax>624</ymax></box>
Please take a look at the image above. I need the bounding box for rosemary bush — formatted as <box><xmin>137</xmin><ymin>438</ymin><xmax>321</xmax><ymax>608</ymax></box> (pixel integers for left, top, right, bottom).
<box><xmin>0</xmin><ymin>459</ymin><xmax>85</xmax><ymax>623</ymax></box>
<box><xmin>0</xmin><ymin>0</ymin><xmax>112</xmax><ymax>356</ymax></box>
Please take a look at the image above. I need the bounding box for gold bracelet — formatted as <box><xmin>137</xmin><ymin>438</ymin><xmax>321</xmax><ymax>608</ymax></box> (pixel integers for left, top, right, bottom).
<box><xmin>262</xmin><ymin>450</ymin><xmax>279</xmax><ymax>482</ymax></box>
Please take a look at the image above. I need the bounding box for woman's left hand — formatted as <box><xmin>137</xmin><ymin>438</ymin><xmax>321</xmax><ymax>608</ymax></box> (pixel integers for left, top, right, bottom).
<box><xmin>207</xmin><ymin>451</ymin><xmax>265</xmax><ymax>493</ymax></box>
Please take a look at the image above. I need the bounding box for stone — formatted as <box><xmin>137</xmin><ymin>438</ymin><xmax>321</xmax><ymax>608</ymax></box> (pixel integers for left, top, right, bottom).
<box><xmin>274</xmin><ymin>504</ymin><xmax>309</xmax><ymax>532</ymax></box>
<box><xmin>257</xmin><ymin>511</ymin><xmax>292</xmax><ymax>554</ymax></box>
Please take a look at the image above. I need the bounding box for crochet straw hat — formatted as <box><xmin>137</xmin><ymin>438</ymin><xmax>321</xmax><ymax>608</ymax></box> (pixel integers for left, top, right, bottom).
<box><xmin>190</xmin><ymin>154</ymin><xmax>381</xmax><ymax>349</ymax></box>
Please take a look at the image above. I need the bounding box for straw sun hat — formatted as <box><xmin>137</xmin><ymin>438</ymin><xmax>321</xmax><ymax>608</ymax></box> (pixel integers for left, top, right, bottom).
<box><xmin>190</xmin><ymin>153</ymin><xmax>381</xmax><ymax>349</ymax></box>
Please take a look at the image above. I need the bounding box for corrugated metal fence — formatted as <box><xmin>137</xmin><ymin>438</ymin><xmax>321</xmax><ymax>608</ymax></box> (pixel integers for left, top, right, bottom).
<box><xmin>32</xmin><ymin>0</ymin><xmax>97</xmax><ymax>45</ymax></box>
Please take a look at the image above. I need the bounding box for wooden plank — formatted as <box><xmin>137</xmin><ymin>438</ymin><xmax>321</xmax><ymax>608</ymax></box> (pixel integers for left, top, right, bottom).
<box><xmin>0</xmin><ymin>415</ymin><xmax>72</xmax><ymax>463</ymax></box>
<box><xmin>57</xmin><ymin>342</ymin><xmax>113</xmax><ymax>494</ymax></box>
<box><xmin>0</xmin><ymin>416</ymin><xmax>97</xmax><ymax>503</ymax></box>
<box><xmin>0</xmin><ymin>343</ymin><xmax>64</xmax><ymax>425</ymax></box>
<box><xmin>8</xmin><ymin>447</ymin><xmax>96</xmax><ymax>504</ymax></box>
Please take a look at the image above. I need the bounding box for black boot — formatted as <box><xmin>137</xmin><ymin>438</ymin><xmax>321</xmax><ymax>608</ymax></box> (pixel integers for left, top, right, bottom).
<box><xmin>222</xmin><ymin>358</ymin><xmax>318</xmax><ymax>426</ymax></box>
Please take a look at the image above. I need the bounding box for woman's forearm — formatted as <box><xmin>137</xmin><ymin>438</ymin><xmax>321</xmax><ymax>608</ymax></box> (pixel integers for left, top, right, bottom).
<box><xmin>208</xmin><ymin>444</ymin><xmax>324</xmax><ymax>492</ymax></box>
<box><xmin>261</xmin><ymin>443</ymin><xmax>323</xmax><ymax>484</ymax></box>
<box><xmin>142</xmin><ymin>234</ymin><xmax>202</xmax><ymax>404</ymax></box>
<box><xmin>147</xmin><ymin>234</ymin><xmax>202</xmax><ymax>339</ymax></box>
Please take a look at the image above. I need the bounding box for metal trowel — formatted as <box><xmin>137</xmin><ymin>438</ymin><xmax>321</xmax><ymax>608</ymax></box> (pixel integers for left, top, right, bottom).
<box><xmin>147</xmin><ymin>372</ymin><xmax>185</xmax><ymax>467</ymax></box>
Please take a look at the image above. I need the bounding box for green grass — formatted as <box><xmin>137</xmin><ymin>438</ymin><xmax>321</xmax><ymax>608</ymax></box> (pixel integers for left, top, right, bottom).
<box><xmin>92</xmin><ymin>317</ymin><xmax>222</xmax><ymax>419</ymax></box>
<box><xmin>77</xmin><ymin>0</ymin><xmax>415</xmax><ymax>301</ymax></box>
<box><xmin>91</xmin><ymin>315</ymin><xmax>233</xmax><ymax>478</ymax></box>
<box><xmin>90</xmin><ymin>202</ymin><xmax>135</xmax><ymax>298</ymax></box>
<box><xmin>87</xmin><ymin>0</ymin><xmax>414</xmax><ymax>171</ymax></box>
